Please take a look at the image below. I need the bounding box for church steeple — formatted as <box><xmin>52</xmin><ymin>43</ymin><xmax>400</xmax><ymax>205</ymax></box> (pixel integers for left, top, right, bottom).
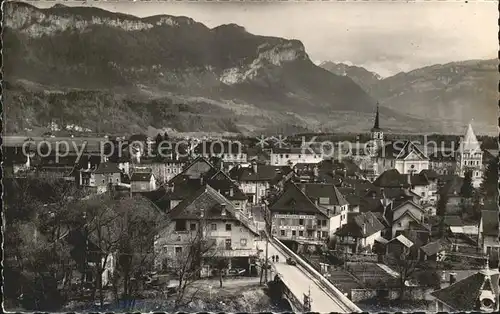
<box><xmin>372</xmin><ymin>102</ymin><xmax>381</xmax><ymax>132</ymax></box>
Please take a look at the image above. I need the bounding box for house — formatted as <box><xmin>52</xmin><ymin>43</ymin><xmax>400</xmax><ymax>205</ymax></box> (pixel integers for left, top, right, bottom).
<box><xmin>455</xmin><ymin>123</ymin><xmax>483</xmax><ymax>188</ymax></box>
<box><xmin>428</xmin><ymin>149</ymin><xmax>456</xmax><ymax>175</ymax></box>
<box><xmin>375</xmin><ymin>141</ymin><xmax>430</xmax><ymax>176</ymax></box>
<box><xmin>386</xmin><ymin>234</ymin><xmax>414</xmax><ymax>258</ymax></box>
<box><xmin>437</xmin><ymin>175</ymin><xmax>464</xmax><ymax>214</ymax></box>
<box><xmin>229</xmin><ymin>162</ymin><xmax>293</xmax><ymax>204</ymax></box>
<box><xmin>149</xmin><ymin>157</ymin><xmax>249</xmax><ymax>214</ymax></box>
<box><xmin>192</xmin><ymin>141</ymin><xmax>248</xmax><ymax>163</ymax></box>
<box><xmin>270</xmin><ymin>147</ymin><xmax>324</xmax><ymax>166</ymax></box>
<box><xmin>131</xmin><ymin>160</ymin><xmax>185</xmax><ymax>183</ymax></box>
<box><xmin>77</xmin><ymin>162</ymin><xmax>122</xmax><ymax>193</ymax></box>
<box><xmin>431</xmin><ymin>264</ymin><xmax>499</xmax><ymax>312</ymax></box>
<box><xmin>420</xmin><ymin>239</ymin><xmax>448</xmax><ymax>261</ymax></box>
<box><xmin>478</xmin><ymin>210</ymin><xmax>499</xmax><ymax>257</ymax></box>
<box><xmin>373</xmin><ymin>169</ymin><xmax>434</xmax><ymax>205</ymax></box>
<box><xmin>154</xmin><ymin>185</ymin><xmax>259</xmax><ymax>275</ymax></box>
<box><xmin>130</xmin><ymin>171</ymin><xmax>157</xmax><ymax>193</ymax></box>
<box><xmin>335</xmin><ymin>212</ymin><xmax>385</xmax><ymax>253</ymax></box>
<box><xmin>390</xmin><ymin>199</ymin><xmax>427</xmax><ymax>238</ymax></box>
<box><xmin>269</xmin><ymin>181</ymin><xmax>349</xmax><ymax>243</ymax></box>
<box><xmin>3</xmin><ymin>144</ymin><xmax>32</xmax><ymax>177</ymax></box>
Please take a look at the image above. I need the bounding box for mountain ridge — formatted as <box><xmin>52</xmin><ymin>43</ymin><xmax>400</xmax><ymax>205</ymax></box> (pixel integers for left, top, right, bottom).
<box><xmin>3</xmin><ymin>1</ymin><xmax>476</xmax><ymax>136</ymax></box>
<box><xmin>319</xmin><ymin>59</ymin><xmax>498</xmax><ymax>135</ymax></box>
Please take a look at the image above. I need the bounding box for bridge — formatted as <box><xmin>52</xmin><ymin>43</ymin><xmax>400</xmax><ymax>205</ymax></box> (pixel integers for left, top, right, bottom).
<box><xmin>256</xmin><ymin>237</ymin><xmax>361</xmax><ymax>313</ymax></box>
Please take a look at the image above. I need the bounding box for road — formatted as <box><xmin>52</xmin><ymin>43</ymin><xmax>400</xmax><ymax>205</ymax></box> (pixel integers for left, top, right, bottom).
<box><xmin>256</xmin><ymin>240</ymin><xmax>350</xmax><ymax>313</ymax></box>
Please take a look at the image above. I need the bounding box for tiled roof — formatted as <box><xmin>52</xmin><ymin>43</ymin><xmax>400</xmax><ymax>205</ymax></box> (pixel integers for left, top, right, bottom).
<box><xmin>131</xmin><ymin>172</ymin><xmax>154</xmax><ymax>182</ymax></box>
<box><xmin>481</xmin><ymin>210</ymin><xmax>499</xmax><ymax>237</ymax></box>
<box><xmin>336</xmin><ymin>212</ymin><xmax>384</xmax><ymax>238</ymax></box>
<box><xmin>269</xmin><ymin>181</ymin><xmax>328</xmax><ymax>217</ymax></box>
<box><xmin>166</xmin><ymin>157</ymin><xmax>247</xmax><ymax>201</ymax></box>
<box><xmin>272</xmin><ymin>146</ymin><xmax>322</xmax><ymax>155</ymax></box>
<box><xmin>230</xmin><ymin>164</ymin><xmax>286</xmax><ymax>182</ymax></box>
<box><xmin>442</xmin><ymin>215</ymin><xmax>464</xmax><ymax>227</ymax></box>
<box><xmin>376</xmin><ymin>141</ymin><xmax>429</xmax><ymax>160</ymax></box>
<box><xmin>420</xmin><ymin>239</ymin><xmax>447</xmax><ymax>256</ymax></box>
<box><xmin>168</xmin><ymin>185</ymin><xmax>258</xmax><ymax>235</ymax></box>
<box><xmin>94</xmin><ymin>162</ymin><xmax>121</xmax><ymax>174</ymax></box>
<box><xmin>390</xmin><ymin>234</ymin><xmax>414</xmax><ymax>248</ymax></box>
<box><xmin>431</xmin><ymin>270</ymin><xmax>500</xmax><ymax>311</ymax></box>
<box><xmin>419</xmin><ymin>169</ymin><xmax>440</xmax><ymax>180</ymax></box>
<box><xmin>374</xmin><ymin>169</ymin><xmax>429</xmax><ymax>188</ymax></box>
<box><xmin>304</xmin><ymin>183</ymin><xmax>349</xmax><ymax>206</ymax></box>
<box><xmin>193</xmin><ymin>141</ymin><xmax>247</xmax><ymax>154</ymax></box>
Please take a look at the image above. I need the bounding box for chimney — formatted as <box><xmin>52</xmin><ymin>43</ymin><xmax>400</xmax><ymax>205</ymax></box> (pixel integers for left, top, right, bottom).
<box><xmin>362</xmin><ymin>223</ymin><xmax>367</xmax><ymax>235</ymax></box>
<box><xmin>407</xmin><ymin>174</ymin><xmax>412</xmax><ymax>186</ymax></box>
<box><xmin>252</xmin><ymin>161</ymin><xmax>258</xmax><ymax>174</ymax></box>
<box><xmin>200</xmin><ymin>208</ymin><xmax>205</xmax><ymax>218</ymax></box>
<box><xmin>87</xmin><ymin>161</ymin><xmax>91</xmax><ymax>170</ymax></box>
<box><xmin>230</xmin><ymin>188</ymin><xmax>234</xmax><ymax>197</ymax></box>
<box><xmin>343</xmin><ymin>167</ymin><xmax>347</xmax><ymax>178</ymax></box>
<box><xmin>200</xmin><ymin>176</ymin><xmax>204</xmax><ymax>186</ymax></box>
<box><xmin>221</xmin><ymin>203</ymin><xmax>227</xmax><ymax>216</ymax></box>
<box><xmin>449</xmin><ymin>273</ymin><xmax>457</xmax><ymax>285</ymax></box>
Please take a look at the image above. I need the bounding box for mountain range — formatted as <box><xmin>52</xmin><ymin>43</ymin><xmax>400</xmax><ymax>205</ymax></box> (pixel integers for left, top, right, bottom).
<box><xmin>3</xmin><ymin>1</ymin><xmax>497</xmax><ymax>136</ymax></box>
<box><xmin>320</xmin><ymin>60</ymin><xmax>498</xmax><ymax>135</ymax></box>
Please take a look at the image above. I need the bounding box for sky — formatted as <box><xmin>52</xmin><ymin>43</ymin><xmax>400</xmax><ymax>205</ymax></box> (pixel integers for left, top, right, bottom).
<box><xmin>30</xmin><ymin>0</ymin><xmax>498</xmax><ymax>78</ymax></box>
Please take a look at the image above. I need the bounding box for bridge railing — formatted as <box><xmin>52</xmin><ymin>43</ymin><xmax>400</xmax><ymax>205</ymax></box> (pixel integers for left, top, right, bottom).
<box><xmin>271</xmin><ymin>236</ymin><xmax>362</xmax><ymax>313</ymax></box>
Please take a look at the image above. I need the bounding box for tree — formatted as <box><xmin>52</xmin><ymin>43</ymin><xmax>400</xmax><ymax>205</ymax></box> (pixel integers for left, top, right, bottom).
<box><xmin>436</xmin><ymin>182</ymin><xmax>449</xmax><ymax>238</ymax></box>
<box><xmin>460</xmin><ymin>170</ymin><xmax>474</xmax><ymax>199</ymax></box>
<box><xmin>79</xmin><ymin>194</ymin><xmax>162</xmax><ymax>309</ymax></box>
<box><xmin>385</xmin><ymin>248</ymin><xmax>418</xmax><ymax>300</ymax></box>
<box><xmin>155</xmin><ymin>220</ymin><xmax>221</xmax><ymax>310</ymax></box>
<box><xmin>480</xmin><ymin>157</ymin><xmax>498</xmax><ymax>200</ymax></box>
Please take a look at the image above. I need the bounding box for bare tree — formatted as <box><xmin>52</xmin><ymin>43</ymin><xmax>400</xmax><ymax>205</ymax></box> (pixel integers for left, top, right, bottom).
<box><xmin>386</xmin><ymin>248</ymin><xmax>418</xmax><ymax>301</ymax></box>
<box><xmin>157</xmin><ymin>220</ymin><xmax>224</xmax><ymax>310</ymax></box>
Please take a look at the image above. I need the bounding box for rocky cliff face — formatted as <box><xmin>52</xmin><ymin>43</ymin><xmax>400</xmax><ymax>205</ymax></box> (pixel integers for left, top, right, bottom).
<box><xmin>3</xmin><ymin>1</ymin><xmax>428</xmax><ymax>135</ymax></box>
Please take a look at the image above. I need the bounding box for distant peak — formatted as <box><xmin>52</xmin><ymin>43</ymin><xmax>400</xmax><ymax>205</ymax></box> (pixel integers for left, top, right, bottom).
<box><xmin>213</xmin><ymin>23</ymin><xmax>246</xmax><ymax>32</ymax></box>
<box><xmin>52</xmin><ymin>3</ymin><xmax>67</xmax><ymax>9</ymax></box>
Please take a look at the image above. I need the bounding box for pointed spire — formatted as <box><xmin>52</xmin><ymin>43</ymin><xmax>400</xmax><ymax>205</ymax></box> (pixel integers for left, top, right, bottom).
<box><xmin>461</xmin><ymin>122</ymin><xmax>481</xmax><ymax>152</ymax></box>
<box><xmin>372</xmin><ymin>102</ymin><xmax>381</xmax><ymax>131</ymax></box>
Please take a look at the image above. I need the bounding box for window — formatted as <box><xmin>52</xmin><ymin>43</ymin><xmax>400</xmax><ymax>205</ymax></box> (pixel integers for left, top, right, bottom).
<box><xmin>176</xmin><ymin>235</ymin><xmax>181</xmax><ymax>241</ymax></box>
<box><xmin>175</xmin><ymin>247</ymin><xmax>182</xmax><ymax>255</ymax></box>
<box><xmin>173</xmin><ymin>169</ymin><xmax>177</xmax><ymax>173</ymax></box>
<box><xmin>322</xmin><ymin>220</ymin><xmax>327</xmax><ymax>227</ymax></box>
<box><xmin>319</xmin><ymin>197</ymin><xmax>330</xmax><ymax>205</ymax></box>
<box><xmin>317</xmin><ymin>219</ymin><xmax>321</xmax><ymax>226</ymax></box>
<box><xmin>225</xmin><ymin>239</ymin><xmax>232</xmax><ymax>250</ymax></box>
<box><xmin>240</xmin><ymin>239</ymin><xmax>247</xmax><ymax>247</ymax></box>
<box><xmin>280</xmin><ymin>219</ymin><xmax>285</xmax><ymax>226</ymax></box>
<box><xmin>102</xmin><ymin>179</ymin><xmax>105</xmax><ymax>183</ymax></box>
<box><xmin>299</xmin><ymin>231</ymin><xmax>304</xmax><ymax>237</ymax></box>
<box><xmin>292</xmin><ymin>230</ymin><xmax>296</xmax><ymax>236</ymax></box>
<box><xmin>322</xmin><ymin>231</ymin><xmax>328</xmax><ymax>238</ymax></box>
<box><xmin>421</xmin><ymin>192</ymin><xmax>425</xmax><ymax>197</ymax></box>
<box><xmin>299</xmin><ymin>219</ymin><xmax>304</xmax><ymax>226</ymax></box>
<box><xmin>211</xmin><ymin>223</ymin><xmax>217</xmax><ymax>231</ymax></box>
<box><xmin>280</xmin><ymin>230</ymin><xmax>286</xmax><ymax>236</ymax></box>
<box><xmin>226</xmin><ymin>223</ymin><xmax>232</xmax><ymax>231</ymax></box>
<box><xmin>175</xmin><ymin>220</ymin><xmax>186</xmax><ymax>231</ymax></box>
<box><xmin>190</xmin><ymin>223</ymin><xmax>196</xmax><ymax>231</ymax></box>
<box><xmin>285</xmin><ymin>154</ymin><xmax>289</xmax><ymax>158</ymax></box>
<box><xmin>167</xmin><ymin>169</ymin><xmax>171</xmax><ymax>173</ymax></box>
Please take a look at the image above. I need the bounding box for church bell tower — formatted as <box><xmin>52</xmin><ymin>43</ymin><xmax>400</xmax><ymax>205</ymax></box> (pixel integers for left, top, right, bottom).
<box><xmin>370</xmin><ymin>102</ymin><xmax>384</xmax><ymax>157</ymax></box>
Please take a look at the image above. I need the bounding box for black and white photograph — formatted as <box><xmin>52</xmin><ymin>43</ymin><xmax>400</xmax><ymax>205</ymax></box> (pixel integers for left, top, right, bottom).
<box><xmin>2</xmin><ymin>0</ymin><xmax>498</xmax><ymax>312</ymax></box>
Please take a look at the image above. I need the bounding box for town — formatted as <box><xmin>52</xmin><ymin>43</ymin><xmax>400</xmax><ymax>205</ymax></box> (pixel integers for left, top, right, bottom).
<box><xmin>4</xmin><ymin>107</ymin><xmax>499</xmax><ymax>312</ymax></box>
